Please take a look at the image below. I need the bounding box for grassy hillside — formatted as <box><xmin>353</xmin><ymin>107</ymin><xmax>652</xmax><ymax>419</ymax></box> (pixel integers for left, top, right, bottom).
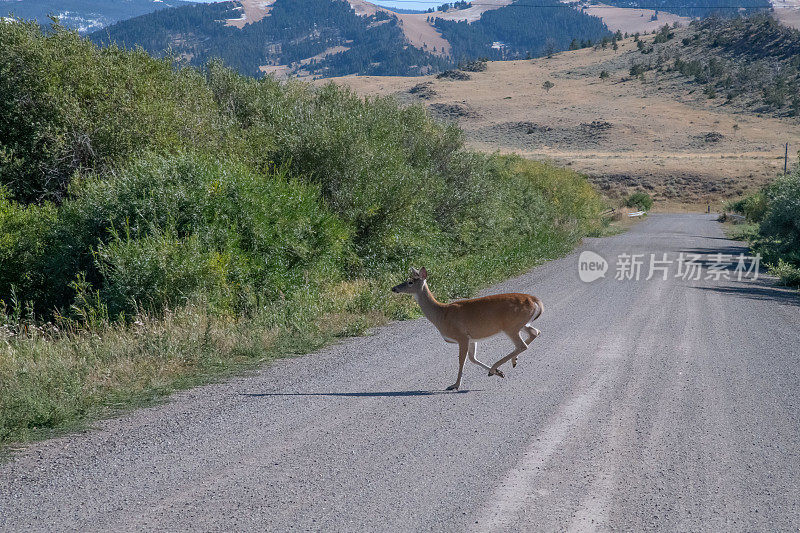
<box><xmin>628</xmin><ymin>15</ymin><xmax>800</xmax><ymax>117</ymax></box>
<box><xmin>0</xmin><ymin>22</ymin><xmax>607</xmax><ymax>443</ymax></box>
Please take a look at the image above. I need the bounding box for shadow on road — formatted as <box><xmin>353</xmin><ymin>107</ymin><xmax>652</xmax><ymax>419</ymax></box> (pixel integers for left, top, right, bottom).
<box><xmin>688</xmin><ymin>235</ymin><xmax>743</xmax><ymax>242</ymax></box>
<box><xmin>679</xmin><ymin>245</ymin><xmax>752</xmax><ymax>257</ymax></box>
<box><xmin>693</xmin><ymin>283</ymin><xmax>800</xmax><ymax>306</ymax></box>
<box><xmin>241</xmin><ymin>390</ymin><xmax>478</xmax><ymax>398</ymax></box>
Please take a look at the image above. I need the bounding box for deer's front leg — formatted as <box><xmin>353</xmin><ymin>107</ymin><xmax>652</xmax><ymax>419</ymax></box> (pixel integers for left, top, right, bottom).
<box><xmin>446</xmin><ymin>341</ymin><xmax>469</xmax><ymax>391</ymax></box>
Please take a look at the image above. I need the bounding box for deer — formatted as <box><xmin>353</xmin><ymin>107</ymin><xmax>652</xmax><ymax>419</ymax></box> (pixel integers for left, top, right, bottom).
<box><xmin>391</xmin><ymin>267</ymin><xmax>543</xmax><ymax>391</ymax></box>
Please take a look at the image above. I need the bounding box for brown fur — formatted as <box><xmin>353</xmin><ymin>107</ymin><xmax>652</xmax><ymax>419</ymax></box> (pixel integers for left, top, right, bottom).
<box><xmin>434</xmin><ymin>292</ymin><xmax>542</xmax><ymax>341</ymax></box>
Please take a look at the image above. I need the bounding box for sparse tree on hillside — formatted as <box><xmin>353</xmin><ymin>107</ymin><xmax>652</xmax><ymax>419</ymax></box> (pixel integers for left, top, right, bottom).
<box><xmin>542</xmin><ymin>80</ymin><xmax>554</xmax><ymax>92</ymax></box>
<box><xmin>600</xmin><ymin>70</ymin><xmax>610</xmax><ymax>80</ymax></box>
<box><xmin>545</xmin><ymin>38</ymin><xmax>557</xmax><ymax>58</ymax></box>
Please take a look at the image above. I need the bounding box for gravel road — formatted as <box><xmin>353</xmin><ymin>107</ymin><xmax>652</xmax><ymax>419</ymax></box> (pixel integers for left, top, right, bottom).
<box><xmin>2</xmin><ymin>214</ymin><xmax>799</xmax><ymax>531</ymax></box>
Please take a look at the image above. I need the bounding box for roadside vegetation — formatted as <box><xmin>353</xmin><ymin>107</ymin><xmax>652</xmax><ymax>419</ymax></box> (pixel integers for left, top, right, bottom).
<box><xmin>624</xmin><ymin>191</ymin><xmax>654</xmax><ymax>211</ymax></box>
<box><xmin>724</xmin><ymin>165</ymin><xmax>800</xmax><ymax>288</ymax></box>
<box><xmin>0</xmin><ymin>22</ymin><xmax>607</xmax><ymax>443</ymax></box>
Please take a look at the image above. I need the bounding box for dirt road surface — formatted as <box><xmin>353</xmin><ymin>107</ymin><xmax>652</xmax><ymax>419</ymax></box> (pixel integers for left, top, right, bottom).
<box><xmin>2</xmin><ymin>214</ymin><xmax>799</xmax><ymax>531</ymax></box>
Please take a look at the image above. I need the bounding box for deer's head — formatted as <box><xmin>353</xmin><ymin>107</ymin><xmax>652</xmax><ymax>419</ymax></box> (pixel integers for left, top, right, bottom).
<box><xmin>391</xmin><ymin>267</ymin><xmax>428</xmax><ymax>295</ymax></box>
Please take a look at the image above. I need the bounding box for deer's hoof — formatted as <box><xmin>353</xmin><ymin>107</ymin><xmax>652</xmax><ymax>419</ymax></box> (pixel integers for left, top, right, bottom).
<box><xmin>489</xmin><ymin>369</ymin><xmax>505</xmax><ymax>379</ymax></box>
<box><xmin>446</xmin><ymin>384</ymin><xmax>459</xmax><ymax>391</ymax></box>
<box><xmin>512</xmin><ymin>359</ymin><xmax>517</xmax><ymax>368</ymax></box>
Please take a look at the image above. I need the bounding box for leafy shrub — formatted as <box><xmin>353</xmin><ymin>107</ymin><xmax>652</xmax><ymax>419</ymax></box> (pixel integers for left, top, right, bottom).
<box><xmin>768</xmin><ymin>258</ymin><xmax>800</xmax><ymax>287</ymax></box>
<box><xmin>625</xmin><ymin>191</ymin><xmax>654</xmax><ymax>211</ymax></box>
<box><xmin>0</xmin><ymin>20</ymin><xmax>222</xmax><ymax>203</ymax></box>
<box><xmin>205</xmin><ymin>68</ymin><xmax>468</xmax><ymax>271</ymax></box>
<box><xmin>0</xmin><ymin>188</ymin><xmax>57</xmax><ymax>305</ymax></box>
<box><xmin>0</xmin><ymin>24</ymin><xmax>608</xmax><ymax>324</ymax></box>
<box><xmin>726</xmin><ymin>171</ymin><xmax>800</xmax><ymax>287</ymax></box>
<box><xmin>760</xmin><ymin>172</ymin><xmax>800</xmax><ymax>262</ymax></box>
<box><xmin>88</xmin><ymin>154</ymin><xmax>348</xmax><ymax>316</ymax></box>
<box><xmin>32</xmin><ymin>153</ymin><xmax>346</xmax><ymax>317</ymax></box>
<box><xmin>726</xmin><ymin>192</ymin><xmax>768</xmax><ymax>222</ymax></box>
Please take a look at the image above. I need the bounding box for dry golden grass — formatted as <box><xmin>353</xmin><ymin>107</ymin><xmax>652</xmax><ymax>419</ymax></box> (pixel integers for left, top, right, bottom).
<box><xmin>321</xmin><ymin>35</ymin><xmax>800</xmax><ymax>211</ymax></box>
<box><xmin>583</xmin><ymin>5</ymin><xmax>691</xmax><ymax>33</ymax></box>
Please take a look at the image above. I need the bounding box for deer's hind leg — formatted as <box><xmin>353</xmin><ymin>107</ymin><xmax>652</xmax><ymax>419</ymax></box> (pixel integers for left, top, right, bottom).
<box><xmin>514</xmin><ymin>323</ymin><xmax>541</xmax><ymax>367</ymax></box>
<box><xmin>491</xmin><ymin>331</ymin><xmax>529</xmax><ymax>377</ymax></box>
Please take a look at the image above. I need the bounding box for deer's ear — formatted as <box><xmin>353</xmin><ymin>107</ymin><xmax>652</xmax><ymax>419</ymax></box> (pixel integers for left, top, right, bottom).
<box><xmin>410</xmin><ymin>266</ymin><xmax>419</xmax><ymax>276</ymax></box>
<box><xmin>419</xmin><ymin>267</ymin><xmax>428</xmax><ymax>280</ymax></box>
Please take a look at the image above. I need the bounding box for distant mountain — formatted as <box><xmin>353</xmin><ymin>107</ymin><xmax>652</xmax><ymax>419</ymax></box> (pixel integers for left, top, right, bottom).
<box><xmin>0</xmin><ymin>0</ymin><xmax>195</xmax><ymax>33</ymax></box>
<box><xmin>90</xmin><ymin>0</ymin><xmax>613</xmax><ymax>77</ymax></box>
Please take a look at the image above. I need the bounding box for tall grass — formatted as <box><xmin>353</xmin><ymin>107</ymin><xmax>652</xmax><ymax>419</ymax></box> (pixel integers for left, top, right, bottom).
<box><xmin>0</xmin><ymin>22</ymin><xmax>608</xmax><ymax>443</ymax></box>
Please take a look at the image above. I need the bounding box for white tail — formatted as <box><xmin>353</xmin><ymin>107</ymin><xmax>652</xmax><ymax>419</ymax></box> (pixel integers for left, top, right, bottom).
<box><xmin>392</xmin><ymin>267</ymin><xmax>543</xmax><ymax>390</ymax></box>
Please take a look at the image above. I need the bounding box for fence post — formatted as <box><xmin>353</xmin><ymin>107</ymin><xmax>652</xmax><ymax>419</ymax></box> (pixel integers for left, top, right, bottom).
<box><xmin>786</xmin><ymin>142</ymin><xmax>789</xmax><ymax>175</ymax></box>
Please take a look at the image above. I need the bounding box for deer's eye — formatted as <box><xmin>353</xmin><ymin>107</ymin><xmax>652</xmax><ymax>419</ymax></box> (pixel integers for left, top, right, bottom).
<box><xmin>408</xmin><ymin>281</ymin><xmax>413</xmax><ymax>285</ymax></box>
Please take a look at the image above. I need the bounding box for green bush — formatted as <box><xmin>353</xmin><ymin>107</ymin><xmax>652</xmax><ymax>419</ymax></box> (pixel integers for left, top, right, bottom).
<box><xmin>91</xmin><ymin>154</ymin><xmax>347</xmax><ymax>316</ymax></box>
<box><xmin>726</xmin><ymin>171</ymin><xmax>800</xmax><ymax>286</ymax></box>
<box><xmin>624</xmin><ymin>191</ymin><xmax>654</xmax><ymax>211</ymax></box>
<box><xmin>0</xmin><ymin>189</ymin><xmax>57</xmax><ymax>306</ymax></box>
<box><xmin>768</xmin><ymin>258</ymin><xmax>800</xmax><ymax>287</ymax></box>
<box><xmin>0</xmin><ymin>153</ymin><xmax>349</xmax><ymax>318</ymax></box>
<box><xmin>0</xmin><ymin>20</ymin><xmax>222</xmax><ymax>203</ymax></box>
<box><xmin>726</xmin><ymin>191</ymin><xmax>768</xmax><ymax>222</ymax></box>
<box><xmin>205</xmin><ymin>67</ymin><xmax>465</xmax><ymax>270</ymax></box>
<box><xmin>760</xmin><ymin>173</ymin><xmax>800</xmax><ymax>260</ymax></box>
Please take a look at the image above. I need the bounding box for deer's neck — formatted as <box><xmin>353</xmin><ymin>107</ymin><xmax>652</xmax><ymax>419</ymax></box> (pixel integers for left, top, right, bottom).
<box><xmin>414</xmin><ymin>282</ymin><xmax>446</xmax><ymax>324</ymax></box>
